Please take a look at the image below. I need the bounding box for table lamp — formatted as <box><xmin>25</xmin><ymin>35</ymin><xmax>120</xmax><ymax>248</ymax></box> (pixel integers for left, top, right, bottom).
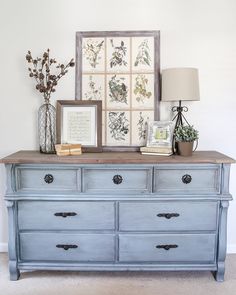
<box><xmin>161</xmin><ymin>67</ymin><xmax>200</xmax><ymax>127</ymax></box>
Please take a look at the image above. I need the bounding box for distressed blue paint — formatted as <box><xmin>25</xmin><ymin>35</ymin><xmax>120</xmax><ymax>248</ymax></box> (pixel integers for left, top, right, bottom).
<box><xmin>3</xmin><ymin>161</ymin><xmax>233</xmax><ymax>281</ymax></box>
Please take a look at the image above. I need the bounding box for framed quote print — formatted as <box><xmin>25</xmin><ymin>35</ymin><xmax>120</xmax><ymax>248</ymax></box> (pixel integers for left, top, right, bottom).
<box><xmin>76</xmin><ymin>31</ymin><xmax>160</xmax><ymax>151</ymax></box>
<box><xmin>56</xmin><ymin>100</ymin><xmax>102</xmax><ymax>152</ymax></box>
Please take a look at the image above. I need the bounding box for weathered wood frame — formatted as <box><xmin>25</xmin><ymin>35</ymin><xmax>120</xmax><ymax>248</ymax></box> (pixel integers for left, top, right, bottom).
<box><xmin>75</xmin><ymin>31</ymin><xmax>160</xmax><ymax>152</ymax></box>
<box><xmin>56</xmin><ymin>100</ymin><xmax>102</xmax><ymax>152</ymax></box>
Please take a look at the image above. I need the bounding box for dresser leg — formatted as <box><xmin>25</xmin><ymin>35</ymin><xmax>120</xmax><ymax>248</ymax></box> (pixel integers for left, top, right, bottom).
<box><xmin>214</xmin><ymin>200</ymin><xmax>229</xmax><ymax>282</ymax></box>
<box><xmin>9</xmin><ymin>260</ymin><xmax>20</xmax><ymax>281</ymax></box>
<box><xmin>213</xmin><ymin>262</ymin><xmax>225</xmax><ymax>282</ymax></box>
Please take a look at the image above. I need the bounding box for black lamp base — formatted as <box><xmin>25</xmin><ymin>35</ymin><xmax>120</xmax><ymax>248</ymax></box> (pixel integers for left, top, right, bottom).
<box><xmin>172</xmin><ymin>100</ymin><xmax>190</xmax><ymax>154</ymax></box>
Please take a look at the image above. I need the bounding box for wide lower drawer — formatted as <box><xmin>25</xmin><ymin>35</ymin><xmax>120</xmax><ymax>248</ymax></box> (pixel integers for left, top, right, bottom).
<box><xmin>15</xmin><ymin>165</ymin><xmax>80</xmax><ymax>192</ymax></box>
<box><xmin>19</xmin><ymin>233</ymin><xmax>115</xmax><ymax>262</ymax></box>
<box><xmin>119</xmin><ymin>201</ymin><xmax>218</xmax><ymax>231</ymax></box>
<box><xmin>18</xmin><ymin>201</ymin><xmax>115</xmax><ymax>230</ymax></box>
<box><xmin>154</xmin><ymin>164</ymin><xmax>221</xmax><ymax>194</ymax></box>
<box><xmin>82</xmin><ymin>167</ymin><xmax>152</xmax><ymax>194</ymax></box>
<box><xmin>119</xmin><ymin>234</ymin><xmax>216</xmax><ymax>262</ymax></box>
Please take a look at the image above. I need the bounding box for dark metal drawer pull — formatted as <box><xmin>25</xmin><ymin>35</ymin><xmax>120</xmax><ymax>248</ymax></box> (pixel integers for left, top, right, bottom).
<box><xmin>182</xmin><ymin>174</ymin><xmax>192</xmax><ymax>184</ymax></box>
<box><xmin>54</xmin><ymin>212</ymin><xmax>77</xmax><ymax>218</ymax></box>
<box><xmin>156</xmin><ymin>244</ymin><xmax>178</xmax><ymax>251</ymax></box>
<box><xmin>44</xmin><ymin>174</ymin><xmax>54</xmax><ymax>184</ymax></box>
<box><xmin>157</xmin><ymin>213</ymin><xmax>180</xmax><ymax>219</ymax></box>
<box><xmin>56</xmin><ymin>244</ymin><xmax>78</xmax><ymax>251</ymax></box>
<box><xmin>113</xmin><ymin>174</ymin><xmax>123</xmax><ymax>185</ymax></box>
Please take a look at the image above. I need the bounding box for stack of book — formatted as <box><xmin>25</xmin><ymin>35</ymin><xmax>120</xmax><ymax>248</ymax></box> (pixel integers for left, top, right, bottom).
<box><xmin>140</xmin><ymin>146</ymin><xmax>173</xmax><ymax>156</ymax></box>
<box><xmin>55</xmin><ymin>144</ymin><xmax>82</xmax><ymax>156</ymax></box>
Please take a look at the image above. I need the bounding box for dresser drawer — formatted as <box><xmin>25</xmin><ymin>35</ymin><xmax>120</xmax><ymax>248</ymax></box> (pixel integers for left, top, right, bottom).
<box><xmin>119</xmin><ymin>201</ymin><xmax>218</xmax><ymax>231</ymax></box>
<box><xmin>15</xmin><ymin>165</ymin><xmax>80</xmax><ymax>192</ymax></box>
<box><xmin>20</xmin><ymin>233</ymin><xmax>115</xmax><ymax>262</ymax></box>
<box><xmin>18</xmin><ymin>201</ymin><xmax>115</xmax><ymax>230</ymax></box>
<box><xmin>82</xmin><ymin>167</ymin><xmax>152</xmax><ymax>194</ymax></box>
<box><xmin>154</xmin><ymin>164</ymin><xmax>221</xmax><ymax>194</ymax></box>
<box><xmin>119</xmin><ymin>234</ymin><xmax>216</xmax><ymax>262</ymax></box>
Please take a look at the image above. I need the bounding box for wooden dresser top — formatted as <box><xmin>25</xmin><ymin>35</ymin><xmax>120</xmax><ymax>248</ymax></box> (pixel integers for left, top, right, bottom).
<box><xmin>0</xmin><ymin>150</ymin><xmax>235</xmax><ymax>164</ymax></box>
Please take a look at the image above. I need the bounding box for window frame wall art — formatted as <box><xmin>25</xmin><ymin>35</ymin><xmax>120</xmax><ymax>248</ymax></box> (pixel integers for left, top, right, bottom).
<box><xmin>56</xmin><ymin>100</ymin><xmax>102</xmax><ymax>152</ymax></box>
<box><xmin>75</xmin><ymin>31</ymin><xmax>160</xmax><ymax>151</ymax></box>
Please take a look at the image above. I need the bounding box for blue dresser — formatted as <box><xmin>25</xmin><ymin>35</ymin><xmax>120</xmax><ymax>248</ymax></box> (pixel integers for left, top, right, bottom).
<box><xmin>1</xmin><ymin>151</ymin><xmax>235</xmax><ymax>281</ymax></box>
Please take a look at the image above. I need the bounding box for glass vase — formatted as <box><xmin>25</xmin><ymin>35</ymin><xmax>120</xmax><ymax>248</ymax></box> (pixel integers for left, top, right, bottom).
<box><xmin>38</xmin><ymin>103</ymin><xmax>56</xmax><ymax>154</ymax></box>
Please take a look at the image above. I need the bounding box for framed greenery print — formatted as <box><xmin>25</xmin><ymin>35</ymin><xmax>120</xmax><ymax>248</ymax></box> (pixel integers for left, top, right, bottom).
<box><xmin>56</xmin><ymin>100</ymin><xmax>102</xmax><ymax>152</ymax></box>
<box><xmin>76</xmin><ymin>31</ymin><xmax>160</xmax><ymax>151</ymax></box>
<box><xmin>147</xmin><ymin>121</ymin><xmax>175</xmax><ymax>148</ymax></box>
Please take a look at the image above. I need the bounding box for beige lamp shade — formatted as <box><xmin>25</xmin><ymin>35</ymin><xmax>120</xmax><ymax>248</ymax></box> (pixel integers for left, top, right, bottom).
<box><xmin>161</xmin><ymin>68</ymin><xmax>200</xmax><ymax>101</ymax></box>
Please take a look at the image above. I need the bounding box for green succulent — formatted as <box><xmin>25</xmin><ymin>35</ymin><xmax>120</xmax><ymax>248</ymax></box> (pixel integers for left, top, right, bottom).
<box><xmin>175</xmin><ymin>125</ymin><xmax>199</xmax><ymax>142</ymax></box>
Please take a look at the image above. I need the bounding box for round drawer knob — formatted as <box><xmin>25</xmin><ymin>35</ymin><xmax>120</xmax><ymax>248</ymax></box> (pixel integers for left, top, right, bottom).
<box><xmin>113</xmin><ymin>174</ymin><xmax>123</xmax><ymax>185</ymax></box>
<box><xmin>44</xmin><ymin>174</ymin><xmax>54</xmax><ymax>184</ymax></box>
<box><xmin>182</xmin><ymin>174</ymin><xmax>192</xmax><ymax>184</ymax></box>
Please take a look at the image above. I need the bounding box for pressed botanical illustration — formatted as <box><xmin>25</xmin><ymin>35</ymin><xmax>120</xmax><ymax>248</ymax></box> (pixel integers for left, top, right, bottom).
<box><xmin>108</xmin><ymin>75</ymin><xmax>128</xmax><ymax>104</ymax></box>
<box><xmin>83</xmin><ymin>39</ymin><xmax>104</xmax><ymax>68</ymax></box>
<box><xmin>134</xmin><ymin>39</ymin><xmax>151</xmax><ymax>67</ymax></box>
<box><xmin>84</xmin><ymin>75</ymin><xmax>102</xmax><ymax>100</ymax></box>
<box><xmin>108</xmin><ymin>111</ymin><xmax>129</xmax><ymax>141</ymax></box>
<box><xmin>134</xmin><ymin>74</ymin><xmax>152</xmax><ymax>103</ymax></box>
<box><xmin>109</xmin><ymin>39</ymin><xmax>128</xmax><ymax>68</ymax></box>
<box><xmin>137</xmin><ymin>112</ymin><xmax>149</xmax><ymax>140</ymax></box>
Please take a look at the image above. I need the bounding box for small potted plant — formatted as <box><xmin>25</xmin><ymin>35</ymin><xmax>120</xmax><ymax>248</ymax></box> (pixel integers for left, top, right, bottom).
<box><xmin>174</xmin><ymin>125</ymin><xmax>199</xmax><ymax>156</ymax></box>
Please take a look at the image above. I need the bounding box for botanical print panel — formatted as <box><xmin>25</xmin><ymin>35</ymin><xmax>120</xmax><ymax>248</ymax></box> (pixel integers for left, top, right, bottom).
<box><xmin>106</xmin><ymin>111</ymin><xmax>130</xmax><ymax>146</ymax></box>
<box><xmin>132</xmin><ymin>37</ymin><xmax>154</xmax><ymax>72</ymax></box>
<box><xmin>131</xmin><ymin>111</ymin><xmax>154</xmax><ymax>146</ymax></box>
<box><xmin>82</xmin><ymin>74</ymin><xmax>105</xmax><ymax>104</ymax></box>
<box><xmin>131</xmin><ymin>73</ymin><xmax>154</xmax><ymax>109</ymax></box>
<box><xmin>106</xmin><ymin>74</ymin><xmax>130</xmax><ymax>109</ymax></box>
<box><xmin>106</xmin><ymin>37</ymin><xmax>130</xmax><ymax>72</ymax></box>
<box><xmin>76</xmin><ymin>31</ymin><xmax>160</xmax><ymax>149</ymax></box>
<box><xmin>82</xmin><ymin>38</ymin><xmax>105</xmax><ymax>72</ymax></box>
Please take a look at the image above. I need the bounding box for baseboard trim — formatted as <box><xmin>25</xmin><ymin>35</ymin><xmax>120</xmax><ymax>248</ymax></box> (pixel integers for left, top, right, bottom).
<box><xmin>0</xmin><ymin>243</ymin><xmax>8</xmax><ymax>252</ymax></box>
<box><xmin>1</xmin><ymin>243</ymin><xmax>236</xmax><ymax>253</ymax></box>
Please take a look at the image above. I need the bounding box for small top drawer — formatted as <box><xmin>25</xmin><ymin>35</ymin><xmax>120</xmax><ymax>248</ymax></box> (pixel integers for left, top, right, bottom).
<box><xmin>15</xmin><ymin>165</ymin><xmax>80</xmax><ymax>193</ymax></box>
<box><xmin>82</xmin><ymin>166</ymin><xmax>152</xmax><ymax>194</ymax></box>
<box><xmin>154</xmin><ymin>164</ymin><xmax>221</xmax><ymax>195</ymax></box>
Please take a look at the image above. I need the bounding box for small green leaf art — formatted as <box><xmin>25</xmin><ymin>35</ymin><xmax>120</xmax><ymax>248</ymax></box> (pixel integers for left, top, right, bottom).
<box><xmin>109</xmin><ymin>75</ymin><xmax>128</xmax><ymax>104</ymax></box>
<box><xmin>137</xmin><ymin>112</ymin><xmax>149</xmax><ymax>140</ymax></box>
<box><xmin>108</xmin><ymin>111</ymin><xmax>129</xmax><ymax>141</ymax></box>
<box><xmin>134</xmin><ymin>74</ymin><xmax>152</xmax><ymax>103</ymax></box>
<box><xmin>84</xmin><ymin>76</ymin><xmax>102</xmax><ymax>100</ymax></box>
<box><xmin>109</xmin><ymin>39</ymin><xmax>128</xmax><ymax>68</ymax></box>
<box><xmin>83</xmin><ymin>39</ymin><xmax>104</xmax><ymax>68</ymax></box>
<box><xmin>134</xmin><ymin>39</ymin><xmax>151</xmax><ymax>67</ymax></box>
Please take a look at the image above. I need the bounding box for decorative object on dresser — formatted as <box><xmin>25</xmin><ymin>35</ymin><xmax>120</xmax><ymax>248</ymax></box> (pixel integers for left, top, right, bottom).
<box><xmin>175</xmin><ymin>125</ymin><xmax>199</xmax><ymax>156</ymax></box>
<box><xmin>140</xmin><ymin>146</ymin><xmax>173</xmax><ymax>156</ymax></box>
<box><xmin>55</xmin><ymin>144</ymin><xmax>82</xmax><ymax>156</ymax></box>
<box><xmin>0</xmin><ymin>150</ymin><xmax>235</xmax><ymax>281</ymax></box>
<box><xmin>161</xmin><ymin>67</ymin><xmax>200</xmax><ymax>129</ymax></box>
<box><xmin>143</xmin><ymin>121</ymin><xmax>175</xmax><ymax>156</ymax></box>
<box><xmin>56</xmin><ymin>100</ymin><xmax>102</xmax><ymax>152</ymax></box>
<box><xmin>26</xmin><ymin>49</ymin><xmax>75</xmax><ymax>154</ymax></box>
<box><xmin>75</xmin><ymin>31</ymin><xmax>160</xmax><ymax>151</ymax></box>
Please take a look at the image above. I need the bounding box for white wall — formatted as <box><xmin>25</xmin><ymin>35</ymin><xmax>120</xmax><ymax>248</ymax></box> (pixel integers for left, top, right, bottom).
<box><xmin>0</xmin><ymin>0</ymin><xmax>236</xmax><ymax>252</ymax></box>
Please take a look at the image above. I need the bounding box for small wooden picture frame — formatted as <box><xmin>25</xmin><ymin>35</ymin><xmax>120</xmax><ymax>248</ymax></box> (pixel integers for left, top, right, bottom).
<box><xmin>56</xmin><ymin>100</ymin><xmax>102</xmax><ymax>152</ymax></box>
